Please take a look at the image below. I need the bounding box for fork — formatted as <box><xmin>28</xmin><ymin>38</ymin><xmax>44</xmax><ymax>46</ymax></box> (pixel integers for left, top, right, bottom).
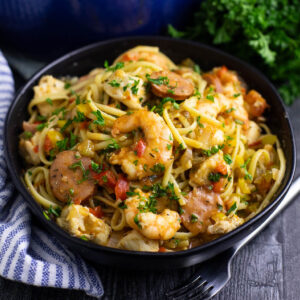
<box><xmin>166</xmin><ymin>176</ymin><xmax>300</xmax><ymax>300</ymax></box>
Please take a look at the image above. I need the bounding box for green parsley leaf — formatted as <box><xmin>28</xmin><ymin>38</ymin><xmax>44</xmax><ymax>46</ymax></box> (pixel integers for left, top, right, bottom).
<box><xmin>134</xmin><ymin>214</ymin><xmax>142</xmax><ymax>229</ymax></box>
<box><xmin>109</xmin><ymin>80</ymin><xmax>120</xmax><ymax>87</ymax></box>
<box><xmin>197</xmin><ymin>116</ymin><xmax>204</xmax><ymax>128</ymax></box>
<box><xmin>92</xmin><ymin>110</ymin><xmax>105</xmax><ymax>126</ymax></box>
<box><xmin>191</xmin><ymin>214</ymin><xmax>198</xmax><ymax>223</ymax></box>
<box><xmin>104</xmin><ymin>61</ymin><xmax>124</xmax><ymax>72</ymax></box>
<box><xmin>227</xmin><ymin>202</ymin><xmax>237</xmax><ymax>215</ymax></box>
<box><xmin>23</xmin><ymin>131</ymin><xmax>33</xmax><ymax>139</ymax></box>
<box><xmin>193</xmin><ymin>64</ymin><xmax>201</xmax><ymax>74</ymax></box>
<box><xmin>46</xmin><ymin>98</ymin><xmax>53</xmax><ymax>106</ymax></box>
<box><xmin>36</xmin><ymin>122</ymin><xmax>48</xmax><ymax>131</ymax></box>
<box><xmin>235</xmin><ymin>119</ymin><xmax>244</xmax><ymax>125</ymax></box>
<box><xmin>56</xmin><ymin>138</ymin><xmax>69</xmax><ymax>151</ymax></box>
<box><xmin>206</xmin><ymin>95</ymin><xmax>214</xmax><ymax>102</ymax></box>
<box><xmin>64</xmin><ymin>82</ymin><xmax>71</xmax><ymax>89</ymax></box>
<box><xmin>223</xmin><ymin>153</ymin><xmax>233</xmax><ymax>164</ymax></box>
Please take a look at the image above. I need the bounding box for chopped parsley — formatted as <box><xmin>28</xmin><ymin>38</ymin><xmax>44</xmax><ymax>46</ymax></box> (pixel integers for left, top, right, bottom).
<box><xmin>208</xmin><ymin>172</ymin><xmax>221</xmax><ymax>182</ymax></box>
<box><xmin>133</xmin><ymin>160</ymin><xmax>138</xmax><ymax>166</ymax></box>
<box><xmin>23</xmin><ymin>131</ymin><xmax>33</xmax><ymax>139</ymax></box>
<box><xmin>166</xmin><ymin>144</ymin><xmax>172</xmax><ymax>150</ymax></box>
<box><xmin>134</xmin><ymin>214</ymin><xmax>142</xmax><ymax>229</ymax></box>
<box><xmin>203</xmin><ymin>144</ymin><xmax>224</xmax><ymax>157</ymax></box>
<box><xmin>100</xmin><ymin>139</ymin><xmax>120</xmax><ymax>154</ymax></box>
<box><xmin>80</xmin><ymin>235</ymin><xmax>89</xmax><ymax>241</ymax></box>
<box><xmin>233</xmin><ymin>93</ymin><xmax>241</xmax><ymax>98</ymax></box>
<box><xmin>69</xmin><ymin>160</ymin><xmax>90</xmax><ymax>183</ymax></box>
<box><xmin>60</xmin><ymin>119</ymin><xmax>72</xmax><ymax>133</ymax></box>
<box><xmin>36</xmin><ymin>122</ymin><xmax>48</xmax><ymax>131</ymax></box>
<box><xmin>46</xmin><ymin>98</ymin><xmax>53</xmax><ymax>106</ymax></box>
<box><xmin>102</xmin><ymin>175</ymin><xmax>108</xmax><ymax>183</ymax></box>
<box><xmin>146</xmin><ymin>73</ymin><xmax>169</xmax><ymax>85</ymax></box>
<box><xmin>217</xmin><ymin>204</ymin><xmax>223</xmax><ymax>211</ymax></box>
<box><xmin>109</xmin><ymin>80</ymin><xmax>120</xmax><ymax>87</ymax></box>
<box><xmin>91</xmin><ymin>161</ymin><xmax>102</xmax><ymax>173</ymax></box>
<box><xmin>104</xmin><ymin>61</ymin><xmax>124</xmax><ymax>72</ymax></box>
<box><xmin>193</xmin><ymin>64</ymin><xmax>201</xmax><ymax>74</ymax></box>
<box><xmin>118</xmin><ymin>202</ymin><xmax>128</xmax><ymax>209</ymax></box>
<box><xmin>64</xmin><ymin>82</ymin><xmax>71</xmax><ymax>89</ymax></box>
<box><xmin>235</xmin><ymin>119</ymin><xmax>244</xmax><ymax>125</ymax></box>
<box><xmin>227</xmin><ymin>202</ymin><xmax>237</xmax><ymax>215</ymax></box>
<box><xmin>92</xmin><ymin>110</ymin><xmax>105</xmax><ymax>126</ymax></box>
<box><xmin>191</xmin><ymin>214</ymin><xmax>198</xmax><ymax>223</ymax></box>
<box><xmin>37</xmin><ymin>115</ymin><xmax>46</xmax><ymax>121</ymax></box>
<box><xmin>69</xmin><ymin>132</ymin><xmax>77</xmax><ymax>148</ymax></box>
<box><xmin>131</xmin><ymin>79</ymin><xmax>140</xmax><ymax>95</ymax></box>
<box><xmin>150</xmin><ymin>163</ymin><xmax>165</xmax><ymax>173</ymax></box>
<box><xmin>123</xmin><ymin>84</ymin><xmax>129</xmax><ymax>91</ymax></box>
<box><xmin>225</xmin><ymin>107</ymin><xmax>236</xmax><ymax>113</ymax></box>
<box><xmin>56</xmin><ymin>138</ymin><xmax>69</xmax><ymax>151</ymax></box>
<box><xmin>73</xmin><ymin>111</ymin><xmax>86</xmax><ymax>123</ymax></box>
<box><xmin>197</xmin><ymin>116</ymin><xmax>204</xmax><ymax>128</ymax></box>
<box><xmin>223</xmin><ymin>153</ymin><xmax>233</xmax><ymax>164</ymax></box>
<box><xmin>206</xmin><ymin>94</ymin><xmax>214</xmax><ymax>102</ymax></box>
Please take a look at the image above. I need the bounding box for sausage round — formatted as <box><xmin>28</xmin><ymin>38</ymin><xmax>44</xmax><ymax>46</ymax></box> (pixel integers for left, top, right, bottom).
<box><xmin>149</xmin><ymin>70</ymin><xmax>194</xmax><ymax>100</ymax></box>
<box><xmin>49</xmin><ymin>150</ymin><xmax>95</xmax><ymax>204</ymax></box>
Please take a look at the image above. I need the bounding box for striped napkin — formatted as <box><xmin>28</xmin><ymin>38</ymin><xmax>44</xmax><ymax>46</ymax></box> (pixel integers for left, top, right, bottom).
<box><xmin>0</xmin><ymin>51</ymin><xmax>104</xmax><ymax>298</ymax></box>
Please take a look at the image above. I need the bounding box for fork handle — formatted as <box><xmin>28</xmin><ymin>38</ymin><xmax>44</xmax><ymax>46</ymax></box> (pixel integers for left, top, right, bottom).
<box><xmin>233</xmin><ymin>176</ymin><xmax>300</xmax><ymax>253</ymax></box>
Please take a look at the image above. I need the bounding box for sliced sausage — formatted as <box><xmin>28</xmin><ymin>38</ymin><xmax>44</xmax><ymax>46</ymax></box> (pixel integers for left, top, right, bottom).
<box><xmin>50</xmin><ymin>150</ymin><xmax>95</xmax><ymax>203</ymax></box>
<box><xmin>149</xmin><ymin>70</ymin><xmax>194</xmax><ymax>100</ymax></box>
<box><xmin>181</xmin><ymin>188</ymin><xmax>223</xmax><ymax>235</ymax></box>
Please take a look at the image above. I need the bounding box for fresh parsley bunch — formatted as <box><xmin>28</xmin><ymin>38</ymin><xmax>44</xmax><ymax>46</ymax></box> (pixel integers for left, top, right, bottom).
<box><xmin>169</xmin><ymin>0</ymin><xmax>300</xmax><ymax>105</ymax></box>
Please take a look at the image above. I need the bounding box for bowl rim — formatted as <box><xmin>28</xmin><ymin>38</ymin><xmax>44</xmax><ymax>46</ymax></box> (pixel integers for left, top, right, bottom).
<box><xmin>4</xmin><ymin>35</ymin><xmax>296</xmax><ymax>258</ymax></box>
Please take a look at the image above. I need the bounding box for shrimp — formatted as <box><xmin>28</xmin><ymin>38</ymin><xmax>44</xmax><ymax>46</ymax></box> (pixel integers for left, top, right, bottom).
<box><xmin>110</xmin><ymin>110</ymin><xmax>173</xmax><ymax>180</ymax></box>
<box><xmin>124</xmin><ymin>189</ymin><xmax>181</xmax><ymax>240</ymax></box>
<box><xmin>114</xmin><ymin>46</ymin><xmax>176</xmax><ymax>70</ymax></box>
<box><xmin>103</xmin><ymin>70</ymin><xmax>145</xmax><ymax>109</ymax></box>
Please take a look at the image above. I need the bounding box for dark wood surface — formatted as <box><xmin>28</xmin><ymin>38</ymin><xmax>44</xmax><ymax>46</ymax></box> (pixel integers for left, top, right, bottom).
<box><xmin>1</xmin><ymin>73</ymin><xmax>299</xmax><ymax>300</ymax></box>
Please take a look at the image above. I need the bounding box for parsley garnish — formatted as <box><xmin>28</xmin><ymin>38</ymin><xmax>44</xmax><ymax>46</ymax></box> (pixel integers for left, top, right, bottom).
<box><xmin>223</xmin><ymin>153</ymin><xmax>233</xmax><ymax>164</ymax></box>
<box><xmin>73</xmin><ymin>111</ymin><xmax>86</xmax><ymax>123</ymax></box>
<box><xmin>203</xmin><ymin>144</ymin><xmax>224</xmax><ymax>157</ymax></box>
<box><xmin>225</xmin><ymin>107</ymin><xmax>236</xmax><ymax>113</ymax></box>
<box><xmin>150</xmin><ymin>163</ymin><xmax>165</xmax><ymax>173</ymax></box>
<box><xmin>23</xmin><ymin>131</ymin><xmax>33</xmax><ymax>139</ymax></box>
<box><xmin>56</xmin><ymin>138</ymin><xmax>69</xmax><ymax>151</ymax></box>
<box><xmin>46</xmin><ymin>98</ymin><xmax>53</xmax><ymax>106</ymax></box>
<box><xmin>92</xmin><ymin>110</ymin><xmax>105</xmax><ymax>126</ymax></box>
<box><xmin>64</xmin><ymin>82</ymin><xmax>71</xmax><ymax>89</ymax></box>
<box><xmin>235</xmin><ymin>119</ymin><xmax>244</xmax><ymax>125</ymax></box>
<box><xmin>193</xmin><ymin>64</ymin><xmax>201</xmax><ymax>74</ymax></box>
<box><xmin>197</xmin><ymin>116</ymin><xmax>204</xmax><ymax>128</ymax></box>
<box><xmin>146</xmin><ymin>73</ymin><xmax>169</xmax><ymax>85</ymax></box>
<box><xmin>131</xmin><ymin>79</ymin><xmax>140</xmax><ymax>95</ymax></box>
<box><xmin>36</xmin><ymin>123</ymin><xmax>48</xmax><ymax>131</ymax></box>
<box><xmin>233</xmin><ymin>93</ymin><xmax>241</xmax><ymax>98</ymax></box>
<box><xmin>100</xmin><ymin>139</ymin><xmax>120</xmax><ymax>153</ymax></box>
<box><xmin>118</xmin><ymin>202</ymin><xmax>128</xmax><ymax>209</ymax></box>
<box><xmin>208</xmin><ymin>172</ymin><xmax>221</xmax><ymax>182</ymax></box>
<box><xmin>104</xmin><ymin>61</ymin><xmax>124</xmax><ymax>72</ymax></box>
<box><xmin>134</xmin><ymin>214</ymin><xmax>142</xmax><ymax>229</ymax></box>
<box><xmin>227</xmin><ymin>202</ymin><xmax>237</xmax><ymax>215</ymax></box>
<box><xmin>206</xmin><ymin>94</ymin><xmax>214</xmax><ymax>102</ymax></box>
<box><xmin>191</xmin><ymin>214</ymin><xmax>198</xmax><ymax>223</ymax></box>
<box><xmin>109</xmin><ymin>80</ymin><xmax>120</xmax><ymax>87</ymax></box>
<box><xmin>69</xmin><ymin>160</ymin><xmax>90</xmax><ymax>183</ymax></box>
<box><xmin>60</xmin><ymin>119</ymin><xmax>72</xmax><ymax>133</ymax></box>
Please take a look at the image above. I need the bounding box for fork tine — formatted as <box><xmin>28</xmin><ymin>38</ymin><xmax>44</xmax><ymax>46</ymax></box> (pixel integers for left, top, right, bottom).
<box><xmin>165</xmin><ymin>273</ymin><xmax>203</xmax><ymax>297</ymax></box>
<box><xmin>172</xmin><ymin>280</ymin><xmax>208</xmax><ymax>300</ymax></box>
<box><xmin>187</xmin><ymin>285</ymin><xmax>214</xmax><ymax>300</ymax></box>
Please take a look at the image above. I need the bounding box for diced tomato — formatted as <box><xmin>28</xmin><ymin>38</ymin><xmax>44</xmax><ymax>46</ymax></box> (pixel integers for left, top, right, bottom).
<box><xmin>34</xmin><ymin>121</ymin><xmax>42</xmax><ymax>125</ymax></box>
<box><xmin>33</xmin><ymin>145</ymin><xmax>39</xmax><ymax>153</ymax></box>
<box><xmin>79</xmin><ymin>121</ymin><xmax>89</xmax><ymax>129</ymax></box>
<box><xmin>74</xmin><ymin>198</ymin><xmax>81</xmax><ymax>205</ymax></box>
<box><xmin>115</xmin><ymin>175</ymin><xmax>129</xmax><ymax>201</ymax></box>
<box><xmin>159</xmin><ymin>246</ymin><xmax>166</xmax><ymax>253</ymax></box>
<box><xmin>89</xmin><ymin>206</ymin><xmax>104</xmax><ymax>218</ymax></box>
<box><xmin>215</xmin><ymin>163</ymin><xmax>227</xmax><ymax>175</ymax></box>
<box><xmin>91</xmin><ymin>170</ymin><xmax>117</xmax><ymax>189</ymax></box>
<box><xmin>43</xmin><ymin>135</ymin><xmax>53</xmax><ymax>153</ymax></box>
<box><xmin>212</xmin><ymin>178</ymin><xmax>226</xmax><ymax>193</ymax></box>
<box><xmin>248</xmin><ymin>140</ymin><xmax>262</xmax><ymax>148</ymax></box>
<box><xmin>69</xmin><ymin>97</ymin><xmax>75</xmax><ymax>103</ymax></box>
<box><xmin>135</xmin><ymin>139</ymin><xmax>146</xmax><ymax>157</ymax></box>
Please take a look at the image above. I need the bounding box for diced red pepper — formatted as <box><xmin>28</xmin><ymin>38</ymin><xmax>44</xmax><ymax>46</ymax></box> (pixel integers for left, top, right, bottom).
<box><xmin>135</xmin><ymin>139</ymin><xmax>146</xmax><ymax>157</ymax></box>
<box><xmin>89</xmin><ymin>206</ymin><xmax>104</xmax><ymax>218</ymax></box>
<box><xmin>215</xmin><ymin>163</ymin><xmax>227</xmax><ymax>175</ymax></box>
<box><xmin>34</xmin><ymin>121</ymin><xmax>42</xmax><ymax>125</ymax></box>
<box><xmin>115</xmin><ymin>175</ymin><xmax>129</xmax><ymax>201</ymax></box>
<box><xmin>43</xmin><ymin>135</ymin><xmax>53</xmax><ymax>153</ymax></box>
<box><xmin>33</xmin><ymin>145</ymin><xmax>39</xmax><ymax>153</ymax></box>
<box><xmin>79</xmin><ymin>121</ymin><xmax>89</xmax><ymax>129</ymax></box>
<box><xmin>69</xmin><ymin>97</ymin><xmax>75</xmax><ymax>103</ymax></box>
<box><xmin>158</xmin><ymin>246</ymin><xmax>166</xmax><ymax>253</ymax></box>
<box><xmin>91</xmin><ymin>170</ymin><xmax>117</xmax><ymax>189</ymax></box>
<box><xmin>212</xmin><ymin>178</ymin><xmax>226</xmax><ymax>193</ymax></box>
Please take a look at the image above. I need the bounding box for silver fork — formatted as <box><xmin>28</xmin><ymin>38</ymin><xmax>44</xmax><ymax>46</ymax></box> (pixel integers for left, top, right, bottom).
<box><xmin>166</xmin><ymin>176</ymin><xmax>300</xmax><ymax>300</ymax></box>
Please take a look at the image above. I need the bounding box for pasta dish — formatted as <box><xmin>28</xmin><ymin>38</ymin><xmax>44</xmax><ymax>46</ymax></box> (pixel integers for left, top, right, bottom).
<box><xmin>19</xmin><ymin>46</ymin><xmax>285</xmax><ymax>252</ymax></box>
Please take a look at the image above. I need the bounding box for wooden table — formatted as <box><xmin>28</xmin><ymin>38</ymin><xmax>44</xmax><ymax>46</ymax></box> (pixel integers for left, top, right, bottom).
<box><xmin>1</xmin><ymin>68</ymin><xmax>299</xmax><ymax>300</ymax></box>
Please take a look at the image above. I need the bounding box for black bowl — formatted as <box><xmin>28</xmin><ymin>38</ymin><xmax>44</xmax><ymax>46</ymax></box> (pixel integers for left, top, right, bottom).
<box><xmin>4</xmin><ymin>36</ymin><xmax>296</xmax><ymax>270</ymax></box>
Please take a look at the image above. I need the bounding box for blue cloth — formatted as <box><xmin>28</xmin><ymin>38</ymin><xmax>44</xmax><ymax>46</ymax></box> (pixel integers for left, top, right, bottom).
<box><xmin>0</xmin><ymin>51</ymin><xmax>103</xmax><ymax>298</ymax></box>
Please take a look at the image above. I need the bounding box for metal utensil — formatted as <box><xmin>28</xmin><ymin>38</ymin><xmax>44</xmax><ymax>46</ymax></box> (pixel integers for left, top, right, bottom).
<box><xmin>166</xmin><ymin>176</ymin><xmax>300</xmax><ymax>300</ymax></box>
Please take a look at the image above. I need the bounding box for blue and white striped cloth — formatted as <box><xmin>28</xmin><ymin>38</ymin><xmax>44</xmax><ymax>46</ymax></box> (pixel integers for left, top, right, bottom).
<box><xmin>0</xmin><ymin>51</ymin><xmax>104</xmax><ymax>298</ymax></box>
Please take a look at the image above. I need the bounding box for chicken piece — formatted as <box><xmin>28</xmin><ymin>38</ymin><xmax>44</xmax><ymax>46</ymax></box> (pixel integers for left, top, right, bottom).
<box><xmin>33</xmin><ymin>75</ymin><xmax>68</xmax><ymax>117</ymax></box>
<box><xmin>189</xmin><ymin>151</ymin><xmax>230</xmax><ymax>187</ymax></box>
<box><xmin>245</xmin><ymin>121</ymin><xmax>261</xmax><ymax>145</ymax></box>
<box><xmin>103</xmin><ymin>70</ymin><xmax>145</xmax><ymax>109</ymax></box>
<box><xmin>57</xmin><ymin>204</ymin><xmax>111</xmax><ymax>245</ymax></box>
<box><xmin>19</xmin><ymin>132</ymin><xmax>41</xmax><ymax>165</ymax></box>
<box><xmin>207</xmin><ymin>215</ymin><xmax>243</xmax><ymax>234</ymax></box>
<box><xmin>117</xmin><ymin>230</ymin><xmax>159</xmax><ymax>252</ymax></box>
